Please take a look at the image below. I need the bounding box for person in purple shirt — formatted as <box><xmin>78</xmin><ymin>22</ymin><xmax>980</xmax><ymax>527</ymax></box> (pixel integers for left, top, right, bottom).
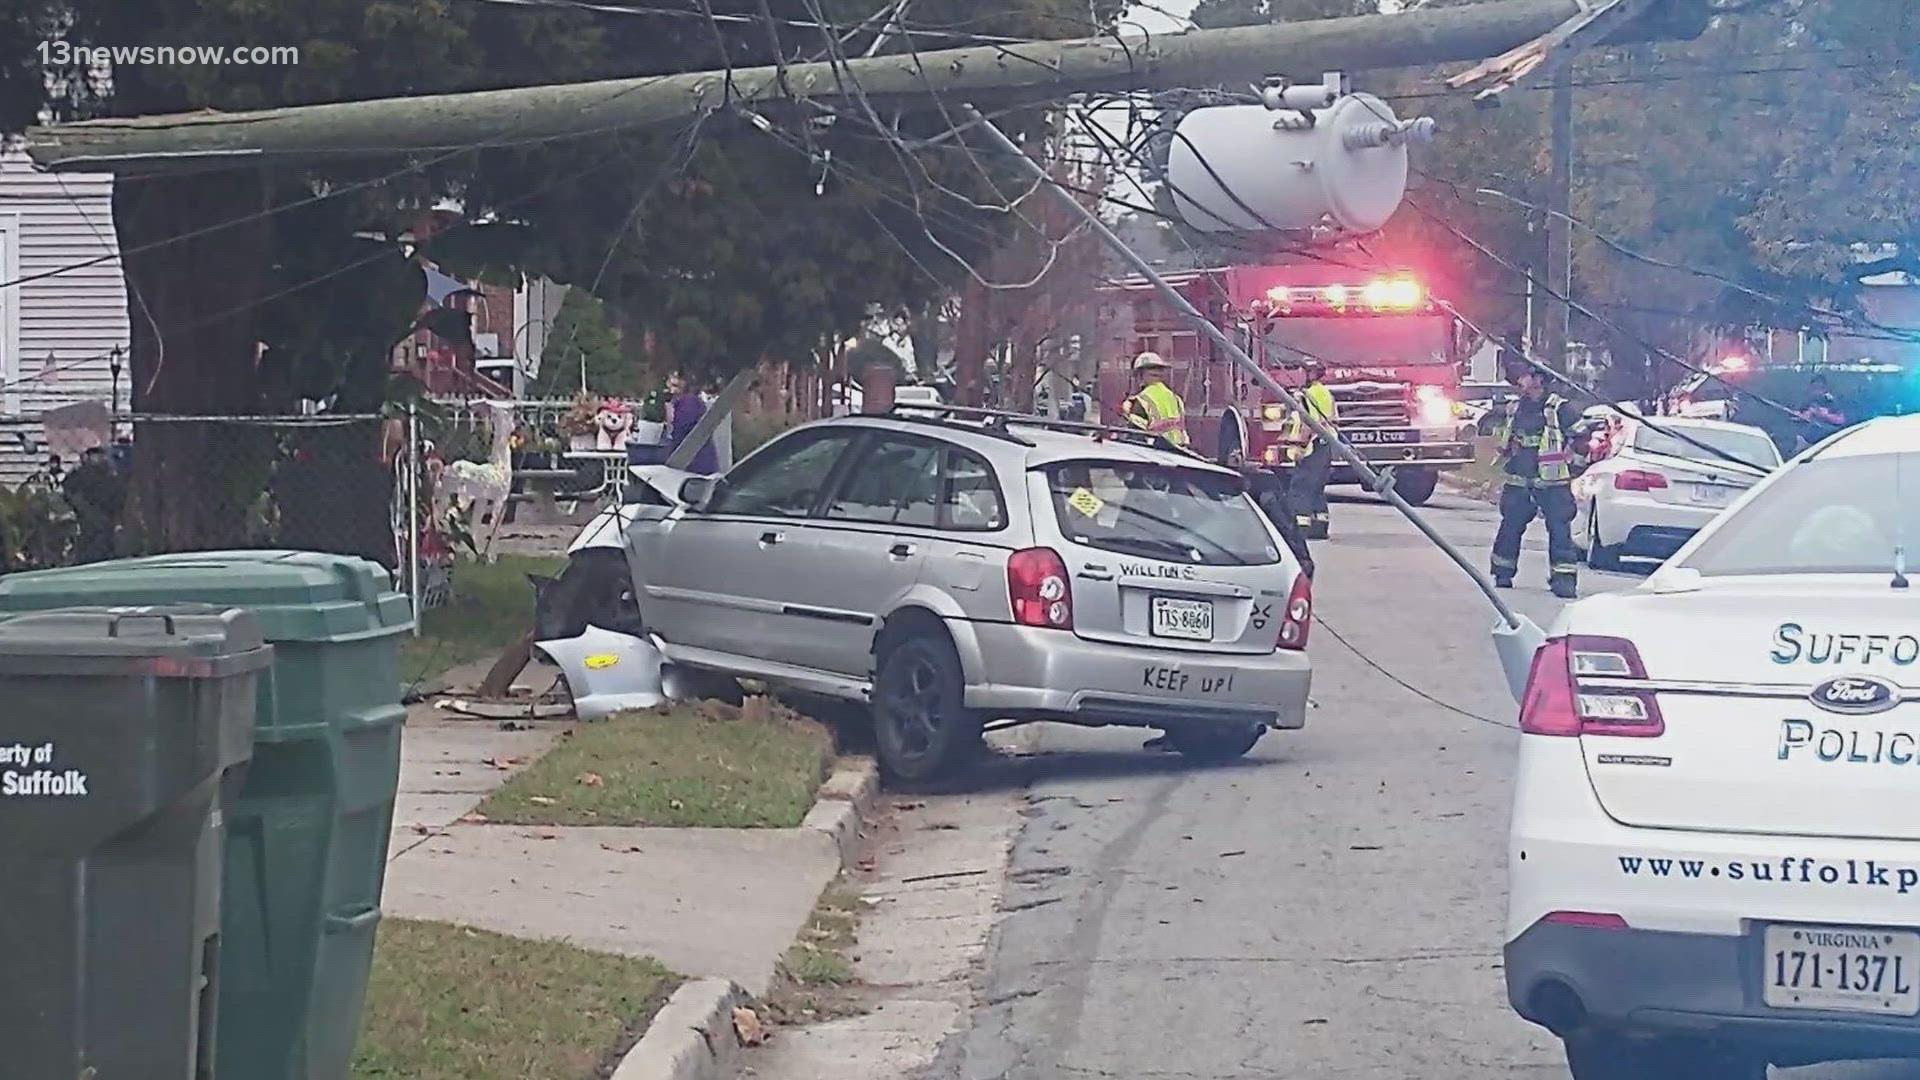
<box><xmin>665</xmin><ymin>373</ymin><xmax>720</xmax><ymax>474</ymax></box>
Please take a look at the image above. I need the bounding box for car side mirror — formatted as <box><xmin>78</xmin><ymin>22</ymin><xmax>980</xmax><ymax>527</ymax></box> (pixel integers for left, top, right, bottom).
<box><xmin>679</xmin><ymin>475</ymin><xmax>717</xmax><ymax>510</ymax></box>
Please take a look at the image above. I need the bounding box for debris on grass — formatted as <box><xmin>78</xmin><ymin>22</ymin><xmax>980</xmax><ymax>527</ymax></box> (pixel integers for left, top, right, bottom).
<box><xmin>764</xmin><ymin>881</ymin><xmax>869</xmax><ymax>1026</ymax></box>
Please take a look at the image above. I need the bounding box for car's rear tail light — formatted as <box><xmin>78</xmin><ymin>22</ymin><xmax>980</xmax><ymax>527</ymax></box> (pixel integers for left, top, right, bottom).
<box><xmin>1614</xmin><ymin>469</ymin><xmax>1669</xmax><ymax>492</ymax></box>
<box><xmin>1276</xmin><ymin>572</ymin><xmax>1312</xmax><ymax>651</ymax></box>
<box><xmin>1518</xmin><ymin>635</ymin><xmax>1664</xmax><ymax>738</ymax></box>
<box><xmin>1008</xmin><ymin>548</ymin><xmax>1073</xmax><ymax>630</ymax></box>
<box><xmin>1542</xmin><ymin>911</ymin><xmax>1630</xmax><ymax>930</ymax></box>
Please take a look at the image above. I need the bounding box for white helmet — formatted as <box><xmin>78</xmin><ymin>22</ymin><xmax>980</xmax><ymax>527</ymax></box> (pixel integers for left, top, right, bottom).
<box><xmin>1133</xmin><ymin>351</ymin><xmax>1170</xmax><ymax>371</ymax></box>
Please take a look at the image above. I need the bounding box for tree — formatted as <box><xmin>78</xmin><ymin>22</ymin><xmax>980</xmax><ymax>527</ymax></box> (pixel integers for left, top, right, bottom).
<box><xmin>1</xmin><ymin>0</ymin><xmax>1107</xmax><ymax>554</ymax></box>
<box><xmin>1188</xmin><ymin>0</ymin><xmax>1920</xmax><ymax>399</ymax></box>
<box><xmin>527</xmin><ymin>291</ymin><xmax>647</xmax><ymax>400</ymax></box>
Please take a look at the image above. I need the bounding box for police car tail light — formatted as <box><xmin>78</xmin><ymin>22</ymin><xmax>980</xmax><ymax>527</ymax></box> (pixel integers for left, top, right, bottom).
<box><xmin>1276</xmin><ymin>573</ymin><xmax>1313</xmax><ymax>651</ymax></box>
<box><xmin>1614</xmin><ymin>469</ymin><xmax>1669</xmax><ymax>492</ymax></box>
<box><xmin>1519</xmin><ymin>636</ymin><xmax>1664</xmax><ymax>738</ymax></box>
<box><xmin>1008</xmin><ymin>548</ymin><xmax>1073</xmax><ymax>630</ymax></box>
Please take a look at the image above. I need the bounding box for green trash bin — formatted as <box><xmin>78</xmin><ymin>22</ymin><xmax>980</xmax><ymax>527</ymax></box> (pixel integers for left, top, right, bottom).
<box><xmin>0</xmin><ymin>551</ymin><xmax>414</xmax><ymax>1080</ymax></box>
<box><xmin>0</xmin><ymin>606</ymin><xmax>270</xmax><ymax>1079</ymax></box>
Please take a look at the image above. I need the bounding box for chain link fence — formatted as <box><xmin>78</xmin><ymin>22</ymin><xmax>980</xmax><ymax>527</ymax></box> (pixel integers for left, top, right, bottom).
<box><xmin>0</xmin><ymin>398</ymin><xmax>628</xmax><ymax>613</ymax></box>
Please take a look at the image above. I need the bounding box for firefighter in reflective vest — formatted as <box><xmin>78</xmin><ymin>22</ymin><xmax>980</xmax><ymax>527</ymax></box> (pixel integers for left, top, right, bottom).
<box><xmin>1279</xmin><ymin>362</ymin><xmax>1339</xmax><ymax>540</ymax></box>
<box><xmin>1491</xmin><ymin>363</ymin><xmax>1587</xmax><ymax>599</ymax></box>
<box><xmin>1123</xmin><ymin>352</ymin><xmax>1190</xmax><ymax>447</ymax></box>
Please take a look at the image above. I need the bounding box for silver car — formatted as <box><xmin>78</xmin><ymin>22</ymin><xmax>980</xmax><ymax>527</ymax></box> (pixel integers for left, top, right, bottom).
<box><xmin>549</xmin><ymin>408</ymin><xmax>1314</xmax><ymax>781</ymax></box>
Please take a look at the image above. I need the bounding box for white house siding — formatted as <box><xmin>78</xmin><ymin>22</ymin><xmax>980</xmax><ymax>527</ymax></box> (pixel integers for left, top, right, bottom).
<box><xmin>0</xmin><ymin>149</ymin><xmax>130</xmax><ymax>486</ymax></box>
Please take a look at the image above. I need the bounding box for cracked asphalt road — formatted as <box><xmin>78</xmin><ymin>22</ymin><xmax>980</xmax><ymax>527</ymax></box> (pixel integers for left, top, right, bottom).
<box><xmin>918</xmin><ymin>493</ymin><xmax>1581</xmax><ymax>1080</ymax></box>
<box><xmin>914</xmin><ymin>490</ymin><xmax>1920</xmax><ymax>1080</ymax></box>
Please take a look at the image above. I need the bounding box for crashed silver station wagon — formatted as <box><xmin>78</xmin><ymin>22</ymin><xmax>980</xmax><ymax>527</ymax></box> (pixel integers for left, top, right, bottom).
<box><xmin>543</xmin><ymin>406</ymin><xmax>1314</xmax><ymax>781</ymax></box>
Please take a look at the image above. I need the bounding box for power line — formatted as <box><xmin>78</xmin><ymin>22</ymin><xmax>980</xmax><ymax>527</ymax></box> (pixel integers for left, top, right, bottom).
<box><xmin>1429</xmin><ymin>175</ymin><xmax>1920</xmax><ymax>348</ymax></box>
<box><xmin>453</xmin><ymin>0</ymin><xmax>1038</xmax><ymax>44</ymax></box>
<box><xmin>1314</xmin><ymin>614</ymin><xmax>1516</xmax><ymax>731</ymax></box>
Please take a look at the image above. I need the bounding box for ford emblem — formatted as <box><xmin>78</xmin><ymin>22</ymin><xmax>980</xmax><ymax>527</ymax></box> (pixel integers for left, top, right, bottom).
<box><xmin>1809</xmin><ymin>675</ymin><xmax>1901</xmax><ymax>716</ymax></box>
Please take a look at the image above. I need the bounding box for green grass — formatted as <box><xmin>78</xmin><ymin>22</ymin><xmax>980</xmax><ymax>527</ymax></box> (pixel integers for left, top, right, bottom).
<box><xmin>402</xmin><ymin>555</ymin><xmax>563</xmax><ymax>684</ymax></box>
<box><xmin>767</xmin><ymin>882</ymin><xmax>868</xmax><ymax>1025</ymax></box>
<box><xmin>477</xmin><ymin>697</ymin><xmax>835</xmax><ymax>828</ymax></box>
<box><xmin>351</xmin><ymin>919</ymin><xmax>678</xmax><ymax>1080</ymax></box>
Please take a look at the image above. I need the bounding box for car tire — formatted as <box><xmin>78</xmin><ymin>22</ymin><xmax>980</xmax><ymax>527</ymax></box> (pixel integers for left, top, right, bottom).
<box><xmin>1586</xmin><ymin>503</ymin><xmax>1624</xmax><ymax>572</ymax></box>
<box><xmin>538</xmin><ymin>549</ymin><xmax>643</xmax><ymax>641</ymax></box>
<box><xmin>872</xmin><ymin>633</ymin><xmax>982</xmax><ymax>784</ymax></box>
<box><xmin>1392</xmin><ymin>467</ymin><xmax>1439</xmax><ymax>506</ymax></box>
<box><xmin>1167</xmin><ymin>722</ymin><xmax>1265</xmax><ymax>762</ymax></box>
<box><xmin>1564</xmin><ymin>1033</ymin><xmax>1766</xmax><ymax>1080</ymax></box>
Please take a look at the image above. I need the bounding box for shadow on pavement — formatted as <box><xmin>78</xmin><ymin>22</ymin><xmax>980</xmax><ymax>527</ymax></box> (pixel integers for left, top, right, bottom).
<box><xmin>893</xmin><ymin>735</ymin><xmax>1280</xmax><ymax>797</ymax></box>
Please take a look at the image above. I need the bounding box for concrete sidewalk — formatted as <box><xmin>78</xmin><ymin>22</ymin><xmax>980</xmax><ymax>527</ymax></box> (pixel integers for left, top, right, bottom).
<box><xmin>381</xmin><ymin>683</ymin><xmax>848</xmax><ymax>998</ymax></box>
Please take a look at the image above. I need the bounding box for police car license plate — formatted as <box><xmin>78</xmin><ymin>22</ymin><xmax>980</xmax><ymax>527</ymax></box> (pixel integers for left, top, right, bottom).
<box><xmin>1763</xmin><ymin>924</ymin><xmax>1920</xmax><ymax>1016</ymax></box>
<box><xmin>1150</xmin><ymin>596</ymin><xmax>1213</xmax><ymax>641</ymax></box>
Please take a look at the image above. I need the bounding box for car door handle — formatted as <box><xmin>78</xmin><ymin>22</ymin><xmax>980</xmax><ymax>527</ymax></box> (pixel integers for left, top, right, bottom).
<box><xmin>889</xmin><ymin>542</ymin><xmax>916</xmax><ymax>559</ymax></box>
<box><xmin>759</xmin><ymin>530</ymin><xmax>784</xmax><ymax>546</ymax></box>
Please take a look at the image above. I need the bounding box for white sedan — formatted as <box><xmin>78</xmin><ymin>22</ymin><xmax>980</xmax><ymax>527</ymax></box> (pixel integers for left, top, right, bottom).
<box><xmin>1572</xmin><ymin>415</ymin><xmax>1780</xmax><ymax>570</ymax></box>
<box><xmin>1506</xmin><ymin>413</ymin><xmax>1920</xmax><ymax>1079</ymax></box>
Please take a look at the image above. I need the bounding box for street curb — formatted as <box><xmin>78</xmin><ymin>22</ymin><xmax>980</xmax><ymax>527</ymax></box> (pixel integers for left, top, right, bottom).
<box><xmin>610</xmin><ymin>977</ymin><xmax>749</xmax><ymax>1080</ymax></box>
<box><xmin>801</xmin><ymin>757</ymin><xmax>879</xmax><ymax>868</ymax></box>
<box><xmin>608</xmin><ymin>761</ymin><xmax>877</xmax><ymax>1080</ymax></box>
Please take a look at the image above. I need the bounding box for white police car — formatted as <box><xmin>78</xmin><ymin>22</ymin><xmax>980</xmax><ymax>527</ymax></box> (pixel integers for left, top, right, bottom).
<box><xmin>1505</xmin><ymin>413</ymin><xmax>1920</xmax><ymax>1079</ymax></box>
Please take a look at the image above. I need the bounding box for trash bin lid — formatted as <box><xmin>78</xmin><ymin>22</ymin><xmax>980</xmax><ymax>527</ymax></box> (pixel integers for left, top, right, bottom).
<box><xmin>0</xmin><ymin>551</ymin><xmax>413</xmax><ymax>643</ymax></box>
<box><xmin>0</xmin><ymin>606</ymin><xmax>273</xmax><ymax>678</ymax></box>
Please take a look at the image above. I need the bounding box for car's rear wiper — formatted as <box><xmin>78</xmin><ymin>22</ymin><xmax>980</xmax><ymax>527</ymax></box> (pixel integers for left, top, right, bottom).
<box><xmin>1087</xmin><ymin>535</ymin><xmax>1199</xmax><ymax>562</ymax></box>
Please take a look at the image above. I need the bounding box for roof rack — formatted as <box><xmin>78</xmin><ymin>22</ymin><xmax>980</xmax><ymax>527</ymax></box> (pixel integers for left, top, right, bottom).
<box><xmin>876</xmin><ymin>404</ymin><xmax>1035</xmax><ymax>446</ymax></box>
<box><xmin>887</xmin><ymin>403</ymin><xmax>1194</xmax><ymax>457</ymax></box>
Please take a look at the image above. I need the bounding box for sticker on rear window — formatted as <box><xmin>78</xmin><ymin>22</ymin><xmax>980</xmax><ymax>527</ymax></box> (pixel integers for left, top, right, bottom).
<box><xmin>1067</xmin><ymin>487</ymin><xmax>1105</xmax><ymax>518</ymax></box>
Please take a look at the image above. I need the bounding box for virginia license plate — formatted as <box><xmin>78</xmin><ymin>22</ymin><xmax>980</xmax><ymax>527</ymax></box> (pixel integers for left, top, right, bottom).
<box><xmin>1150</xmin><ymin>596</ymin><xmax>1214</xmax><ymax>641</ymax></box>
<box><xmin>1763</xmin><ymin>924</ymin><xmax>1920</xmax><ymax>1016</ymax></box>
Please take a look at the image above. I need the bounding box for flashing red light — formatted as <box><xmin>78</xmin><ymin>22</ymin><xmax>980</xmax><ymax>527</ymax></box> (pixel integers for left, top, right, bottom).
<box><xmin>1263</xmin><ymin>277</ymin><xmax>1425</xmax><ymax>314</ymax></box>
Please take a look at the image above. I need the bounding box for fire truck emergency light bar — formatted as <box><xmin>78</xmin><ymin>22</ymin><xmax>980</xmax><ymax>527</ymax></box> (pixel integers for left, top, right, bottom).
<box><xmin>1256</xmin><ymin>277</ymin><xmax>1428</xmax><ymax>315</ymax></box>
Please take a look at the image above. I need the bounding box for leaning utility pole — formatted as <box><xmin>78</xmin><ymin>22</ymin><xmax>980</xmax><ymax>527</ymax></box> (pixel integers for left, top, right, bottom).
<box><xmin>26</xmin><ymin>0</ymin><xmax>1706</xmax><ymax>170</ymax></box>
<box><xmin>1541</xmin><ymin>67</ymin><xmax>1574</xmax><ymax>368</ymax></box>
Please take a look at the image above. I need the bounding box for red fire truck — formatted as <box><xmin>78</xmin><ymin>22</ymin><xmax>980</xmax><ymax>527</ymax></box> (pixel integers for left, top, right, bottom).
<box><xmin>1095</xmin><ymin>261</ymin><xmax>1475</xmax><ymax>505</ymax></box>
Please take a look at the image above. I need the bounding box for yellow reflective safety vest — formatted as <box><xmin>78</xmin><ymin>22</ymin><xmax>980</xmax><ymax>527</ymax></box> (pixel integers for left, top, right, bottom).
<box><xmin>1124</xmin><ymin>381</ymin><xmax>1190</xmax><ymax>447</ymax></box>
<box><xmin>1278</xmin><ymin>383</ymin><xmax>1337</xmax><ymax>464</ymax></box>
<box><xmin>1494</xmin><ymin>393</ymin><xmax>1573</xmax><ymax>484</ymax></box>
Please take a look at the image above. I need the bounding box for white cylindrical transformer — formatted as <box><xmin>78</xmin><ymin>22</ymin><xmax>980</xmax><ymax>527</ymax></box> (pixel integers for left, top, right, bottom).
<box><xmin>1163</xmin><ymin>94</ymin><xmax>1427</xmax><ymax>236</ymax></box>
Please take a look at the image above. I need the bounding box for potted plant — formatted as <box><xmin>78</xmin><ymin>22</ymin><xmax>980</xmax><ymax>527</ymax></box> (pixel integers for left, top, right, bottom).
<box><xmin>559</xmin><ymin>392</ymin><xmax>602</xmax><ymax>451</ymax></box>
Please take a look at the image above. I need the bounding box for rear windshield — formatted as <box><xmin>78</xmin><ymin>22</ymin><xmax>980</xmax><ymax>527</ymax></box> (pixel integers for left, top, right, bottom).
<box><xmin>1632</xmin><ymin>424</ymin><xmax>1778</xmax><ymax>470</ymax></box>
<box><xmin>1041</xmin><ymin>462</ymin><xmax>1280</xmax><ymax>567</ymax></box>
<box><xmin>1682</xmin><ymin>452</ymin><xmax>1920</xmax><ymax>576</ymax></box>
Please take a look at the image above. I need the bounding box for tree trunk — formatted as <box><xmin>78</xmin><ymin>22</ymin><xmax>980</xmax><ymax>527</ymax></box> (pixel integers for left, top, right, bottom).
<box><xmin>273</xmin><ymin>420</ymin><xmax>398</xmax><ymax>566</ymax></box>
<box><xmin>953</xmin><ymin>277</ymin><xmax>991</xmax><ymax>407</ymax></box>
<box><xmin>115</xmin><ymin>169</ymin><xmax>274</xmax><ymax>554</ymax></box>
<box><xmin>1009</xmin><ymin>335</ymin><xmax>1039</xmax><ymax>412</ymax></box>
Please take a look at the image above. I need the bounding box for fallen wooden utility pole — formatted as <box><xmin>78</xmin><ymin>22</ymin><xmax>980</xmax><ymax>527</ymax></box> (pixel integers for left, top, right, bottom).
<box><xmin>26</xmin><ymin>0</ymin><xmax>1704</xmax><ymax>170</ymax></box>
